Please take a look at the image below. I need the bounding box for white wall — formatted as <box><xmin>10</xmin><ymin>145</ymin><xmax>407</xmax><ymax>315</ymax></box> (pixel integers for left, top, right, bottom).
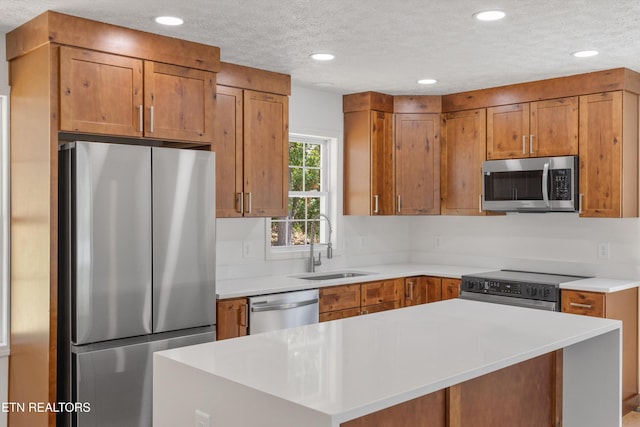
<box><xmin>410</xmin><ymin>214</ymin><xmax>640</xmax><ymax>279</ymax></box>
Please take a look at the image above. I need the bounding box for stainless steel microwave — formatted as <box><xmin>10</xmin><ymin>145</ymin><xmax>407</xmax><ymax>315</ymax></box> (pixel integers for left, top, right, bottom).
<box><xmin>482</xmin><ymin>156</ymin><xmax>579</xmax><ymax>212</ymax></box>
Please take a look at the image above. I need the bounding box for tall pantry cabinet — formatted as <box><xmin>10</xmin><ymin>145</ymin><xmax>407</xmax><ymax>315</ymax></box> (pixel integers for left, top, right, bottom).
<box><xmin>6</xmin><ymin>11</ymin><xmax>221</xmax><ymax>427</ymax></box>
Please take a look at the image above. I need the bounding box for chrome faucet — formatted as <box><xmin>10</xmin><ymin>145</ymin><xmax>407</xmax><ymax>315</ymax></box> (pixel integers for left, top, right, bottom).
<box><xmin>307</xmin><ymin>214</ymin><xmax>333</xmax><ymax>273</ymax></box>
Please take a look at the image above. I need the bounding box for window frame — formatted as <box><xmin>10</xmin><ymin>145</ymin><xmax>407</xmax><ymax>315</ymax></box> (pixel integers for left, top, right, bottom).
<box><xmin>266</xmin><ymin>133</ymin><xmax>336</xmax><ymax>259</ymax></box>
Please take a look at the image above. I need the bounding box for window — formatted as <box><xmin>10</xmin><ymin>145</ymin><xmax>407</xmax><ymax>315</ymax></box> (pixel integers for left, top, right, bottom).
<box><xmin>271</xmin><ymin>134</ymin><xmax>331</xmax><ymax>250</ymax></box>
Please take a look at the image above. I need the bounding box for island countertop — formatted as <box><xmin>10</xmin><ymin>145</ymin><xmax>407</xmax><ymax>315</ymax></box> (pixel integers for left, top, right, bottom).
<box><xmin>154</xmin><ymin>299</ymin><xmax>622</xmax><ymax>426</ymax></box>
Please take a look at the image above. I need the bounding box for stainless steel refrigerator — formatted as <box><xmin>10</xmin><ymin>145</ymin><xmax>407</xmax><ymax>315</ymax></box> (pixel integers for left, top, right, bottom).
<box><xmin>57</xmin><ymin>141</ymin><xmax>216</xmax><ymax>426</ymax></box>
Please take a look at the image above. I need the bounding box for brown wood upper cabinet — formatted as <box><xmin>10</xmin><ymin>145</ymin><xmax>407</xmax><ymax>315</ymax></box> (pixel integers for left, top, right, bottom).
<box><xmin>59</xmin><ymin>46</ymin><xmax>216</xmax><ymax>143</ymax></box>
<box><xmin>213</xmin><ymin>87</ymin><xmax>289</xmax><ymax>217</ymax></box>
<box><xmin>441</xmin><ymin>109</ymin><xmax>487</xmax><ymax>215</ymax></box>
<box><xmin>394</xmin><ymin>114</ymin><xmax>440</xmax><ymax>215</ymax></box>
<box><xmin>578</xmin><ymin>91</ymin><xmax>638</xmax><ymax>218</ymax></box>
<box><xmin>486</xmin><ymin>97</ymin><xmax>578</xmax><ymax>159</ymax></box>
<box><xmin>344</xmin><ymin>108</ymin><xmax>395</xmax><ymax>215</ymax></box>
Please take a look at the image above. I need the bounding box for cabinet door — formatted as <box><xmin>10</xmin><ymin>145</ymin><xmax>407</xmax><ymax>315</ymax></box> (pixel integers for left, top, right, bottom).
<box><xmin>60</xmin><ymin>46</ymin><xmax>143</xmax><ymax>136</ymax></box>
<box><xmin>243</xmin><ymin>90</ymin><xmax>289</xmax><ymax>217</ymax></box>
<box><xmin>441</xmin><ymin>278</ymin><xmax>461</xmax><ymax>300</ymax></box>
<box><xmin>487</xmin><ymin>104</ymin><xmax>529</xmax><ymax>159</ymax></box>
<box><xmin>404</xmin><ymin>277</ymin><xmax>424</xmax><ymax>306</ymax></box>
<box><xmin>212</xmin><ymin>85</ymin><xmax>244</xmax><ymax>217</ymax></box>
<box><xmin>144</xmin><ymin>61</ymin><xmax>216</xmax><ymax>143</ymax></box>
<box><xmin>426</xmin><ymin>276</ymin><xmax>443</xmax><ymax>302</ymax></box>
<box><xmin>530</xmin><ymin>97</ymin><xmax>578</xmax><ymax>157</ymax></box>
<box><xmin>395</xmin><ymin>114</ymin><xmax>440</xmax><ymax>215</ymax></box>
<box><xmin>371</xmin><ymin>111</ymin><xmax>395</xmax><ymax>215</ymax></box>
<box><xmin>361</xmin><ymin>279</ymin><xmax>403</xmax><ymax>306</ymax></box>
<box><xmin>216</xmin><ymin>298</ymin><xmax>248</xmax><ymax>340</ymax></box>
<box><xmin>579</xmin><ymin>92</ymin><xmax>624</xmax><ymax>218</ymax></box>
<box><xmin>441</xmin><ymin>109</ymin><xmax>486</xmax><ymax>215</ymax></box>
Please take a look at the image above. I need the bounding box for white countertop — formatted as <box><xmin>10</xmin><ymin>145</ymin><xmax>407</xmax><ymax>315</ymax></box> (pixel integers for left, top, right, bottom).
<box><xmin>559</xmin><ymin>277</ymin><xmax>640</xmax><ymax>293</ymax></box>
<box><xmin>156</xmin><ymin>299</ymin><xmax>621</xmax><ymax>424</ymax></box>
<box><xmin>216</xmin><ymin>263</ymin><xmax>640</xmax><ymax>299</ymax></box>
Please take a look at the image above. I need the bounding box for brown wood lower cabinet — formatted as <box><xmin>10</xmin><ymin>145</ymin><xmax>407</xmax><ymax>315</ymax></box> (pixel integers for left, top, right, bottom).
<box><xmin>319</xmin><ymin>278</ymin><xmax>404</xmax><ymax>320</ymax></box>
<box><xmin>342</xmin><ymin>352</ymin><xmax>560</xmax><ymax>427</ymax></box>
<box><xmin>561</xmin><ymin>287</ymin><xmax>639</xmax><ymax>414</ymax></box>
<box><xmin>441</xmin><ymin>278</ymin><xmax>461</xmax><ymax>300</ymax></box>
<box><xmin>216</xmin><ymin>298</ymin><xmax>248</xmax><ymax>340</ymax></box>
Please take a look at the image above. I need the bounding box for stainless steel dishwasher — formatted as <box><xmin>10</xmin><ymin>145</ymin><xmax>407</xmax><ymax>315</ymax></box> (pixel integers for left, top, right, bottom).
<box><xmin>248</xmin><ymin>289</ymin><xmax>319</xmax><ymax>334</ymax></box>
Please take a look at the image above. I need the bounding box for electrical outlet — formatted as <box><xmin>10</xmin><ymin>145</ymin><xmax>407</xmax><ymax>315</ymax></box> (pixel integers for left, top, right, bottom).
<box><xmin>597</xmin><ymin>242</ymin><xmax>610</xmax><ymax>260</ymax></box>
<box><xmin>243</xmin><ymin>241</ymin><xmax>251</xmax><ymax>258</ymax></box>
<box><xmin>195</xmin><ymin>409</ymin><xmax>210</xmax><ymax>427</ymax></box>
<box><xmin>434</xmin><ymin>235</ymin><xmax>442</xmax><ymax>249</ymax></box>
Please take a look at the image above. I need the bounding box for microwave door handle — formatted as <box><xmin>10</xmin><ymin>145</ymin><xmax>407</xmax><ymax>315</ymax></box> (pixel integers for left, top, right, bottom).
<box><xmin>542</xmin><ymin>162</ymin><xmax>550</xmax><ymax>207</ymax></box>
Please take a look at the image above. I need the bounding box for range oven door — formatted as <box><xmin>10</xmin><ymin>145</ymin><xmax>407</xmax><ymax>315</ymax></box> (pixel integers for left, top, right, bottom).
<box><xmin>459</xmin><ymin>291</ymin><xmax>558</xmax><ymax>311</ymax></box>
<box><xmin>482</xmin><ymin>156</ymin><xmax>578</xmax><ymax>212</ymax></box>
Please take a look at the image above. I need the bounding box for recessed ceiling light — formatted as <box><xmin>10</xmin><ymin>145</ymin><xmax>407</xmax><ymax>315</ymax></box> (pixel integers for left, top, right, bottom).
<box><xmin>310</xmin><ymin>53</ymin><xmax>335</xmax><ymax>61</ymax></box>
<box><xmin>418</xmin><ymin>79</ymin><xmax>437</xmax><ymax>85</ymax></box>
<box><xmin>314</xmin><ymin>82</ymin><xmax>335</xmax><ymax>87</ymax></box>
<box><xmin>572</xmin><ymin>50</ymin><xmax>599</xmax><ymax>58</ymax></box>
<box><xmin>155</xmin><ymin>16</ymin><xmax>184</xmax><ymax>26</ymax></box>
<box><xmin>473</xmin><ymin>10</ymin><xmax>506</xmax><ymax>21</ymax></box>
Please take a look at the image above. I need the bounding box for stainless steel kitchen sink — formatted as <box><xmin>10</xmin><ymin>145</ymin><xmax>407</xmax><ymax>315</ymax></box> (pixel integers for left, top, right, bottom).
<box><xmin>293</xmin><ymin>271</ymin><xmax>374</xmax><ymax>281</ymax></box>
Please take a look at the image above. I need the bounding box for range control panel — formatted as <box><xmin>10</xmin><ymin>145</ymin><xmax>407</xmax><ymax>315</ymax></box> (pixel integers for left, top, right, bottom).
<box><xmin>460</xmin><ymin>278</ymin><xmax>559</xmax><ymax>302</ymax></box>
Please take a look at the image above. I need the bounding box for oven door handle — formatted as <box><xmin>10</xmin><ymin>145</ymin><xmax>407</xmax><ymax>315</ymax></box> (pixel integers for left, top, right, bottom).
<box><xmin>542</xmin><ymin>162</ymin><xmax>550</xmax><ymax>208</ymax></box>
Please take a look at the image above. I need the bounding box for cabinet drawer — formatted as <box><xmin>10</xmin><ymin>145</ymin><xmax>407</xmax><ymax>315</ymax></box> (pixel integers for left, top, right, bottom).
<box><xmin>561</xmin><ymin>290</ymin><xmax>605</xmax><ymax>317</ymax></box>
<box><xmin>362</xmin><ymin>301</ymin><xmax>400</xmax><ymax>315</ymax></box>
<box><xmin>361</xmin><ymin>279</ymin><xmax>403</xmax><ymax>306</ymax></box>
<box><xmin>319</xmin><ymin>308</ymin><xmax>361</xmax><ymax>322</ymax></box>
<box><xmin>319</xmin><ymin>284</ymin><xmax>361</xmax><ymax>313</ymax></box>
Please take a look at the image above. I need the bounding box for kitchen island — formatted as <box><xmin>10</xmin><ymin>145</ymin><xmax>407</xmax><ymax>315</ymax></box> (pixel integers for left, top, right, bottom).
<box><xmin>153</xmin><ymin>299</ymin><xmax>621</xmax><ymax>427</ymax></box>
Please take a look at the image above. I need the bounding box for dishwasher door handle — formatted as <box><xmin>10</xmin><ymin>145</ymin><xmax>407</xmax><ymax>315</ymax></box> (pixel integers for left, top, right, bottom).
<box><xmin>250</xmin><ymin>298</ymin><xmax>319</xmax><ymax>313</ymax></box>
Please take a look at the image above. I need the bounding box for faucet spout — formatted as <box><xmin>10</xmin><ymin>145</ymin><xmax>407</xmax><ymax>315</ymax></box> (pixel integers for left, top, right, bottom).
<box><xmin>308</xmin><ymin>214</ymin><xmax>333</xmax><ymax>272</ymax></box>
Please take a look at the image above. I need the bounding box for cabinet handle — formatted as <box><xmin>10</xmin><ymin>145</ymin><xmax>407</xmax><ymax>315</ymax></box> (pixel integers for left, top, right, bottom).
<box><xmin>138</xmin><ymin>105</ymin><xmax>143</xmax><ymax>133</ymax></box>
<box><xmin>149</xmin><ymin>105</ymin><xmax>155</xmax><ymax>133</ymax></box>
<box><xmin>479</xmin><ymin>194</ymin><xmax>482</xmax><ymax>213</ymax></box>
<box><xmin>529</xmin><ymin>134</ymin><xmax>534</xmax><ymax>155</ymax></box>
<box><xmin>522</xmin><ymin>135</ymin><xmax>526</xmax><ymax>155</ymax></box>
<box><xmin>408</xmin><ymin>282</ymin><xmax>414</xmax><ymax>300</ymax></box>
<box><xmin>240</xmin><ymin>304</ymin><xmax>247</xmax><ymax>327</ymax></box>
<box><xmin>569</xmin><ymin>302</ymin><xmax>593</xmax><ymax>309</ymax></box>
<box><xmin>397</xmin><ymin>195</ymin><xmax>401</xmax><ymax>213</ymax></box>
<box><xmin>361</xmin><ymin>309</ymin><xmax>368</xmax><ymax>315</ymax></box>
<box><xmin>246</xmin><ymin>192</ymin><xmax>252</xmax><ymax>214</ymax></box>
<box><xmin>237</xmin><ymin>192</ymin><xmax>244</xmax><ymax>214</ymax></box>
<box><xmin>373</xmin><ymin>195</ymin><xmax>379</xmax><ymax>214</ymax></box>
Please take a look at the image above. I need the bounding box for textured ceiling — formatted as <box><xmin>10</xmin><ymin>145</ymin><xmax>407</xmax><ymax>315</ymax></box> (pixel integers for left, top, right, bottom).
<box><xmin>2</xmin><ymin>0</ymin><xmax>640</xmax><ymax>95</ymax></box>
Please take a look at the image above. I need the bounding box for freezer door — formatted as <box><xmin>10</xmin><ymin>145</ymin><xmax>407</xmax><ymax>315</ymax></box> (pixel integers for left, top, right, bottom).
<box><xmin>152</xmin><ymin>148</ymin><xmax>216</xmax><ymax>333</ymax></box>
<box><xmin>71</xmin><ymin>142</ymin><xmax>152</xmax><ymax>345</ymax></box>
<box><xmin>73</xmin><ymin>331</ymin><xmax>215</xmax><ymax>427</ymax></box>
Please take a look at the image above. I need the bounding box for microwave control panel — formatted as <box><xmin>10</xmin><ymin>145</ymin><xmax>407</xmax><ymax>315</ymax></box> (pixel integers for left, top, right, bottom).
<box><xmin>550</xmin><ymin>169</ymin><xmax>571</xmax><ymax>201</ymax></box>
